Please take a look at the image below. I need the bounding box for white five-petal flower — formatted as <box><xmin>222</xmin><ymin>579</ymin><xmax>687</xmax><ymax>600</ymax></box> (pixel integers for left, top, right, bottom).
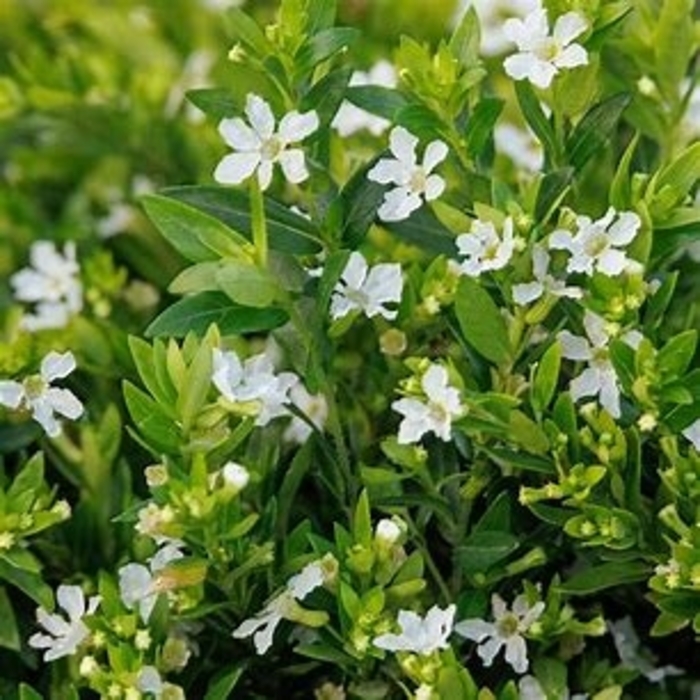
<box><xmin>512</xmin><ymin>245</ymin><xmax>582</xmax><ymax>305</ymax></box>
<box><xmin>232</xmin><ymin>560</ymin><xmax>325</xmax><ymax>655</ymax></box>
<box><xmin>214</xmin><ymin>94</ymin><xmax>319</xmax><ymax>190</ymax></box>
<box><xmin>456</xmin><ymin>217</ymin><xmax>516</xmax><ymax>277</ymax></box>
<box><xmin>330</xmin><ymin>251</ymin><xmax>403</xmax><ymax>321</ymax></box>
<box><xmin>0</xmin><ymin>351</ymin><xmax>83</xmax><ymax>438</ymax></box>
<box><xmin>392</xmin><ymin>364</ymin><xmax>463</xmax><ymax>444</ymax></box>
<box><xmin>212</xmin><ymin>348</ymin><xmax>300</xmax><ymax>427</ymax></box>
<box><xmin>558</xmin><ymin>311</ymin><xmax>621</xmax><ymax>418</ymax></box>
<box><xmin>682</xmin><ymin>419</ymin><xmax>700</xmax><ymax>451</ymax></box>
<box><xmin>368</xmin><ymin>126</ymin><xmax>449</xmax><ymax>222</ymax></box>
<box><xmin>504</xmin><ymin>9</ymin><xmax>589</xmax><ymax>89</ymax></box>
<box><xmin>549</xmin><ymin>208</ymin><xmax>641</xmax><ymax>277</ymax></box>
<box><xmin>373</xmin><ymin>604</ymin><xmax>456</xmax><ymax>655</ymax></box>
<box><xmin>11</xmin><ymin>241</ymin><xmax>83</xmax><ymax>331</ymax></box>
<box><xmin>28</xmin><ymin>585</ymin><xmax>100</xmax><ymax>662</ymax></box>
<box><xmin>454</xmin><ymin>593</ymin><xmax>544</xmax><ymax>674</ymax></box>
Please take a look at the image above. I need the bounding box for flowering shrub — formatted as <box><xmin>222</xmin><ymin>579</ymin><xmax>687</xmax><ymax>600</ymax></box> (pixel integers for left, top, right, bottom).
<box><xmin>1</xmin><ymin>0</ymin><xmax>700</xmax><ymax>698</ymax></box>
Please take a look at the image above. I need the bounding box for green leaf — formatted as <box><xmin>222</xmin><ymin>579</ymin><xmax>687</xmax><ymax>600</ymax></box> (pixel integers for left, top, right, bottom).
<box><xmin>465</xmin><ymin>98</ymin><xmax>504</xmax><ymax>160</ymax></box>
<box><xmin>344</xmin><ymin>86</ymin><xmax>410</xmax><ymax>121</ymax></box>
<box><xmin>655</xmin><ymin>0</ymin><xmax>694</xmax><ymax>103</ymax></box>
<box><xmin>7</xmin><ymin>452</ymin><xmax>44</xmax><ymax>502</ymax></box>
<box><xmin>657</xmin><ymin>330</ymin><xmax>697</xmax><ymax>378</ymax></box>
<box><xmin>384</xmin><ymin>206</ymin><xmax>458</xmax><ymax>256</ymax></box>
<box><xmin>532</xmin><ymin>341</ymin><xmax>562</xmax><ymax>415</ymax></box>
<box><xmin>305</xmin><ymin>0</ymin><xmax>337</xmax><ymax>33</ymax></box>
<box><xmin>216</xmin><ymin>261</ymin><xmax>280</xmax><ymax>308</ymax></box>
<box><xmin>0</xmin><ymin>587</ymin><xmax>20</xmax><ymax>650</ymax></box>
<box><xmin>225</xmin><ymin>8</ymin><xmax>273</xmax><ymax>56</ymax></box>
<box><xmin>515</xmin><ymin>81</ymin><xmax>558</xmax><ymax>164</ymax></box>
<box><xmin>204</xmin><ymin>666</ymin><xmax>244</xmax><ymax>700</ymax></box>
<box><xmin>141</xmin><ymin>194</ymin><xmax>252</xmax><ymax>263</ymax></box>
<box><xmin>566</xmin><ymin>93</ymin><xmax>631</xmax><ymax>171</ymax></box>
<box><xmin>123</xmin><ymin>381</ymin><xmax>180</xmax><ymax>452</ymax></box>
<box><xmin>296</xmin><ymin>27</ymin><xmax>360</xmax><ymax>75</ymax></box>
<box><xmin>655</xmin><ymin>141</ymin><xmax>700</xmax><ymax>206</ymax></box>
<box><xmin>186</xmin><ymin>89</ymin><xmax>239</xmax><ymax>119</ymax></box>
<box><xmin>556</xmin><ymin>561</ymin><xmax>650</xmax><ymax>595</ymax></box>
<box><xmin>162</xmin><ymin>186</ymin><xmax>323</xmax><ymax>255</ymax></box>
<box><xmin>145</xmin><ymin>292</ymin><xmax>288</xmax><ymax>338</ymax></box>
<box><xmin>19</xmin><ymin>685</ymin><xmax>44</xmax><ymax>700</ymax></box>
<box><xmin>609</xmin><ymin>133</ymin><xmax>640</xmax><ymax>209</ymax></box>
<box><xmin>449</xmin><ymin>6</ymin><xmax>481</xmax><ymax>69</ymax></box>
<box><xmin>508</xmin><ymin>410</ymin><xmax>550</xmax><ymax>454</ymax></box>
<box><xmin>301</xmin><ymin>67</ymin><xmax>352</xmax><ymax>129</ymax></box>
<box><xmin>456</xmin><ymin>531</ymin><xmax>519</xmax><ymax>574</ymax></box>
<box><xmin>643</xmin><ymin>272</ymin><xmax>677</xmax><ymax>331</ymax></box>
<box><xmin>0</xmin><ymin>555</ymin><xmax>52</xmax><ymax>609</ymax></box>
<box><xmin>340</xmin><ymin>159</ymin><xmax>386</xmax><ymax>248</ymax></box>
<box><xmin>454</xmin><ymin>277</ymin><xmax>511</xmax><ymax>365</ymax></box>
<box><xmin>353</xmin><ymin>490</ymin><xmax>372</xmax><ymax>547</ymax></box>
<box><xmin>128</xmin><ymin>337</ymin><xmax>177</xmax><ymax>410</ymax></box>
<box><xmin>535</xmin><ymin>168</ymin><xmax>573</xmax><ymax>222</ymax></box>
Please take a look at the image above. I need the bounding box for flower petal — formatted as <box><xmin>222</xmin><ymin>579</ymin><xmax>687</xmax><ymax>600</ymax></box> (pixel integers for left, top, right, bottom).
<box><xmin>245</xmin><ymin>94</ymin><xmax>275</xmax><ymax>139</ymax></box>
<box><xmin>504</xmin><ymin>634</ymin><xmax>529</xmax><ymax>674</ymax></box>
<box><xmin>607</xmin><ymin>211</ymin><xmax>640</xmax><ymax>246</ymax></box>
<box><xmin>0</xmin><ymin>381</ymin><xmax>24</xmax><ymax>409</ymax></box>
<box><xmin>279</xmin><ymin>149</ymin><xmax>309</xmax><ymax>184</ymax></box>
<box><xmin>389</xmin><ymin>126</ymin><xmax>418</xmax><ymax>164</ymax></box>
<box><xmin>423</xmin><ymin>174</ymin><xmax>446</xmax><ymax>201</ymax></box>
<box><xmin>46</xmin><ymin>388</ymin><xmax>84</xmax><ymax>420</ymax></box>
<box><xmin>377</xmin><ymin>187</ymin><xmax>422</xmax><ymax>222</ymax></box>
<box><xmin>554</xmin><ymin>43</ymin><xmax>588</xmax><ymax>69</ymax></box>
<box><xmin>423</xmin><ymin>140</ymin><xmax>449</xmax><ymax>172</ymax></box>
<box><xmin>214</xmin><ymin>152</ymin><xmax>260</xmax><ymax>185</ymax></box>
<box><xmin>218</xmin><ymin>117</ymin><xmax>260</xmax><ymax>150</ymax></box>
<box><xmin>278</xmin><ymin>110</ymin><xmax>319</xmax><ymax>142</ymax></box>
<box><xmin>553</xmin><ymin>11</ymin><xmax>588</xmax><ymax>45</ymax></box>
<box><xmin>558</xmin><ymin>331</ymin><xmax>592</xmax><ymax>361</ymax></box>
<box><xmin>453</xmin><ymin>618</ymin><xmax>494</xmax><ymax>643</ymax></box>
<box><xmin>41</xmin><ymin>351</ymin><xmax>76</xmax><ymax>382</ymax></box>
<box><xmin>513</xmin><ymin>281</ymin><xmax>544</xmax><ymax>305</ymax></box>
<box><xmin>57</xmin><ymin>585</ymin><xmax>85</xmax><ymax>622</ymax></box>
<box><xmin>570</xmin><ymin>367</ymin><xmax>601</xmax><ymax>401</ymax></box>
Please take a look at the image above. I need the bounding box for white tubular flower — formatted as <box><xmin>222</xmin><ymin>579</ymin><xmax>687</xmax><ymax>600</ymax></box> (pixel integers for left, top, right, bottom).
<box><xmin>683</xmin><ymin>419</ymin><xmax>700</xmax><ymax>450</ymax></box>
<box><xmin>392</xmin><ymin>364</ymin><xmax>463</xmax><ymax>444</ymax></box>
<box><xmin>283</xmin><ymin>383</ymin><xmax>329</xmax><ymax>444</ymax></box>
<box><xmin>558</xmin><ymin>311</ymin><xmax>621</xmax><ymax>418</ymax></box>
<box><xmin>233</xmin><ymin>560</ymin><xmax>325</xmax><ymax>655</ymax></box>
<box><xmin>330</xmin><ymin>251</ymin><xmax>403</xmax><ymax>321</ymax></box>
<box><xmin>0</xmin><ymin>351</ymin><xmax>83</xmax><ymax>438</ymax></box>
<box><xmin>368</xmin><ymin>126</ymin><xmax>448</xmax><ymax>222</ymax></box>
<box><xmin>119</xmin><ymin>543</ymin><xmax>184</xmax><ymax>623</ymax></box>
<box><xmin>549</xmin><ymin>208</ymin><xmax>641</xmax><ymax>277</ymax></box>
<box><xmin>29</xmin><ymin>585</ymin><xmax>100</xmax><ymax>662</ymax></box>
<box><xmin>512</xmin><ymin>245</ymin><xmax>582</xmax><ymax>305</ymax></box>
<box><xmin>332</xmin><ymin>60</ymin><xmax>397</xmax><ymax>137</ymax></box>
<box><xmin>374</xmin><ymin>605</ymin><xmax>456</xmax><ymax>655</ymax></box>
<box><xmin>504</xmin><ymin>9</ymin><xmax>588</xmax><ymax>89</ymax></box>
<box><xmin>456</xmin><ymin>217</ymin><xmax>516</xmax><ymax>277</ymax></box>
<box><xmin>454</xmin><ymin>593</ymin><xmax>544</xmax><ymax>674</ymax></box>
<box><xmin>10</xmin><ymin>241</ymin><xmax>83</xmax><ymax>331</ymax></box>
<box><xmin>212</xmin><ymin>349</ymin><xmax>299</xmax><ymax>427</ymax></box>
<box><xmin>214</xmin><ymin>93</ymin><xmax>319</xmax><ymax>190</ymax></box>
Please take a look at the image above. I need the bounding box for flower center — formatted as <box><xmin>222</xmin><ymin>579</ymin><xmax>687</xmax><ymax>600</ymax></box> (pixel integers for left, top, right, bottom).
<box><xmin>536</xmin><ymin>38</ymin><xmax>562</xmax><ymax>62</ymax></box>
<box><xmin>261</xmin><ymin>136</ymin><xmax>284</xmax><ymax>161</ymax></box>
<box><xmin>23</xmin><ymin>375</ymin><xmax>47</xmax><ymax>401</ymax></box>
<box><xmin>345</xmin><ymin>287</ymin><xmax>370</xmax><ymax>309</ymax></box>
<box><xmin>409</xmin><ymin>167</ymin><xmax>427</xmax><ymax>194</ymax></box>
<box><xmin>584</xmin><ymin>231</ymin><xmax>609</xmax><ymax>258</ymax></box>
<box><xmin>496</xmin><ymin>612</ymin><xmax>520</xmax><ymax>638</ymax></box>
<box><xmin>428</xmin><ymin>400</ymin><xmax>450</xmax><ymax>426</ymax></box>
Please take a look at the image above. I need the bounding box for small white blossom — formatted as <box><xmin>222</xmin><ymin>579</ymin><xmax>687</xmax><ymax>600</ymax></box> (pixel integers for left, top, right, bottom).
<box><xmin>283</xmin><ymin>383</ymin><xmax>329</xmax><ymax>444</ymax></box>
<box><xmin>454</xmin><ymin>593</ymin><xmax>544</xmax><ymax>674</ymax></box>
<box><xmin>682</xmin><ymin>419</ymin><xmax>700</xmax><ymax>450</ymax></box>
<box><xmin>494</xmin><ymin>122</ymin><xmax>544</xmax><ymax>172</ymax></box>
<box><xmin>518</xmin><ymin>676</ymin><xmax>547</xmax><ymax>700</ymax></box>
<box><xmin>214</xmin><ymin>93</ymin><xmax>319</xmax><ymax>190</ymax></box>
<box><xmin>368</xmin><ymin>126</ymin><xmax>448</xmax><ymax>222</ymax></box>
<box><xmin>456</xmin><ymin>217</ymin><xmax>516</xmax><ymax>277</ymax></box>
<box><xmin>0</xmin><ymin>351</ymin><xmax>83</xmax><ymax>437</ymax></box>
<box><xmin>373</xmin><ymin>604</ymin><xmax>456</xmax><ymax>655</ymax></box>
<box><xmin>119</xmin><ymin>543</ymin><xmax>184</xmax><ymax>623</ymax></box>
<box><xmin>330</xmin><ymin>251</ymin><xmax>403</xmax><ymax>321</ymax></box>
<box><xmin>558</xmin><ymin>311</ymin><xmax>622</xmax><ymax>418</ymax></box>
<box><xmin>504</xmin><ymin>9</ymin><xmax>588</xmax><ymax>89</ymax></box>
<box><xmin>212</xmin><ymin>349</ymin><xmax>299</xmax><ymax>426</ymax></box>
<box><xmin>549</xmin><ymin>208</ymin><xmax>641</xmax><ymax>277</ymax></box>
<box><xmin>11</xmin><ymin>241</ymin><xmax>83</xmax><ymax>331</ymax></box>
<box><xmin>233</xmin><ymin>561</ymin><xmax>325</xmax><ymax>654</ymax></box>
<box><xmin>392</xmin><ymin>364</ymin><xmax>463</xmax><ymax>444</ymax></box>
<box><xmin>29</xmin><ymin>585</ymin><xmax>100</xmax><ymax>661</ymax></box>
<box><xmin>375</xmin><ymin>518</ymin><xmax>403</xmax><ymax>546</ymax></box>
<box><xmin>332</xmin><ymin>61</ymin><xmax>397</xmax><ymax>137</ymax></box>
<box><xmin>513</xmin><ymin>245</ymin><xmax>582</xmax><ymax>305</ymax></box>
<box><xmin>222</xmin><ymin>462</ymin><xmax>250</xmax><ymax>492</ymax></box>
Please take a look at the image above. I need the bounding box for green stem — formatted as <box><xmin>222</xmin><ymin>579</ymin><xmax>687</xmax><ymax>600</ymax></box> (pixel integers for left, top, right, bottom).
<box><xmin>250</xmin><ymin>177</ymin><xmax>268</xmax><ymax>268</ymax></box>
<box><xmin>406</xmin><ymin>513</ymin><xmax>452</xmax><ymax>604</ymax></box>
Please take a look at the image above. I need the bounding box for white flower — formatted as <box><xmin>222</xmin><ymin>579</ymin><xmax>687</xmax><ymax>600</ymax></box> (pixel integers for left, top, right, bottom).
<box><xmin>549</xmin><ymin>208</ymin><xmax>641</xmax><ymax>277</ymax></box>
<box><xmin>494</xmin><ymin>122</ymin><xmax>544</xmax><ymax>172</ymax></box>
<box><xmin>28</xmin><ymin>585</ymin><xmax>100</xmax><ymax>662</ymax></box>
<box><xmin>283</xmin><ymin>383</ymin><xmax>329</xmax><ymax>444</ymax></box>
<box><xmin>609</xmin><ymin>617</ymin><xmax>683</xmax><ymax>683</ymax></box>
<box><xmin>10</xmin><ymin>241</ymin><xmax>83</xmax><ymax>331</ymax></box>
<box><xmin>456</xmin><ymin>217</ymin><xmax>516</xmax><ymax>277</ymax></box>
<box><xmin>518</xmin><ymin>675</ymin><xmax>547</xmax><ymax>700</ymax></box>
<box><xmin>558</xmin><ymin>311</ymin><xmax>623</xmax><ymax>418</ymax></box>
<box><xmin>0</xmin><ymin>351</ymin><xmax>83</xmax><ymax>437</ymax></box>
<box><xmin>233</xmin><ymin>560</ymin><xmax>325</xmax><ymax>654</ymax></box>
<box><xmin>454</xmin><ymin>593</ymin><xmax>544</xmax><ymax>674</ymax></box>
<box><xmin>682</xmin><ymin>419</ymin><xmax>700</xmax><ymax>450</ymax></box>
<box><xmin>332</xmin><ymin>61</ymin><xmax>397</xmax><ymax>137</ymax></box>
<box><xmin>212</xmin><ymin>348</ymin><xmax>299</xmax><ymax>426</ymax></box>
<box><xmin>392</xmin><ymin>364</ymin><xmax>463</xmax><ymax>444</ymax></box>
<box><xmin>330</xmin><ymin>251</ymin><xmax>403</xmax><ymax>321</ymax></box>
<box><xmin>512</xmin><ymin>245</ymin><xmax>582</xmax><ymax>305</ymax></box>
<box><xmin>119</xmin><ymin>543</ymin><xmax>184</xmax><ymax>623</ymax></box>
<box><xmin>375</xmin><ymin>518</ymin><xmax>403</xmax><ymax>546</ymax></box>
<box><xmin>214</xmin><ymin>93</ymin><xmax>319</xmax><ymax>190</ymax></box>
<box><xmin>368</xmin><ymin>126</ymin><xmax>448</xmax><ymax>222</ymax></box>
<box><xmin>504</xmin><ymin>9</ymin><xmax>588</xmax><ymax>89</ymax></box>
<box><xmin>374</xmin><ymin>604</ymin><xmax>456</xmax><ymax>655</ymax></box>
<box><xmin>222</xmin><ymin>462</ymin><xmax>250</xmax><ymax>492</ymax></box>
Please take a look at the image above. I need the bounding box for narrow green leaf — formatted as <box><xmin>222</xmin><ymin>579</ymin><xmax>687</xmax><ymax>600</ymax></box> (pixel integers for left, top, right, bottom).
<box><xmin>556</xmin><ymin>561</ymin><xmax>650</xmax><ymax>595</ymax></box>
<box><xmin>515</xmin><ymin>81</ymin><xmax>558</xmax><ymax>164</ymax></box>
<box><xmin>456</xmin><ymin>531</ymin><xmax>519</xmax><ymax>573</ymax></box>
<box><xmin>465</xmin><ymin>98</ymin><xmax>504</xmax><ymax>159</ymax></box>
<box><xmin>296</xmin><ymin>28</ymin><xmax>360</xmax><ymax>75</ymax></box>
<box><xmin>225</xmin><ymin>8</ymin><xmax>272</xmax><ymax>56</ymax></box>
<box><xmin>123</xmin><ymin>381</ymin><xmax>180</xmax><ymax>452</ymax></box>
<box><xmin>0</xmin><ymin>587</ymin><xmax>20</xmax><ymax>650</ymax></box>
<box><xmin>344</xmin><ymin>86</ymin><xmax>410</xmax><ymax>121</ymax></box>
<box><xmin>532</xmin><ymin>341</ymin><xmax>561</xmax><ymax>414</ymax></box>
<box><xmin>204</xmin><ymin>666</ymin><xmax>244</xmax><ymax>700</ymax></box>
<box><xmin>535</xmin><ymin>168</ymin><xmax>573</xmax><ymax>222</ymax></box>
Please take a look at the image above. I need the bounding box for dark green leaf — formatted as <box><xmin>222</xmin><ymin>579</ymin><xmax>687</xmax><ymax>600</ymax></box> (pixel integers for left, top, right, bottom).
<box><xmin>465</xmin><ymin>98</ymin><xmax>504</xmax><ymax>160</ymax></box>
<box><xmin>344</xmin><ymin>86</ymin><xmax>410</xmax><ymax>121</ymax></box>
<box><xmin>456</xmin><ymin>531</ymin><xmax>519</xmax><ymax>573</ymax></box>
<box><xmin>556</xmin><ymin>561</ymin><xmax>650</xmax><ymax>595</ymax></box>
<box><xmin>186</xmin><ymin>89</ymin><xmax>239</xmax><ymax>119</ymax></box>
<box><xmin>532</xmin><ymin>341</ymin><xmax>561</xmax><ymax>415</ymax></box>
<box><xmin>515</xmin><ymin>81</ymin><xmax>558</xmax><ymax>164</ymax></box>
<box><xmin>384</xmin><ymin>206</ymin><xmax>458</xmax><ymax>256</ymax></box>
<box><xmin>204</xmin><ymin>666</ymin><xmax>244</xmax><ymax>700</ymax></box>
<box><xmin>296</xmin><ymin>28</ymin><xmax>360</xmax><ymax>75</ymax></box>
<box><xmin>535</xmin><ymin>168</ymin><xmax>573</xmax><ymax>222</ymax></box>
